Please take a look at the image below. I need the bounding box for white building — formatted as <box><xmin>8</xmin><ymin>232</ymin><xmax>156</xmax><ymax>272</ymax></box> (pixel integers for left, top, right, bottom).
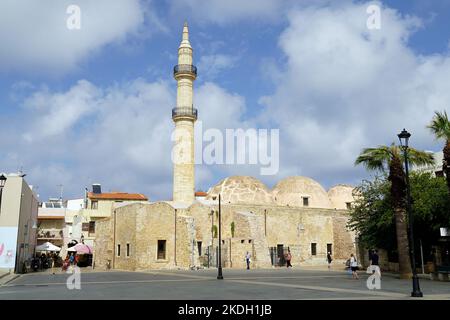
<box><xmin>0</xmin><ymin>173</ymin><xmax>39</xmax><ymax>273</ymax></box>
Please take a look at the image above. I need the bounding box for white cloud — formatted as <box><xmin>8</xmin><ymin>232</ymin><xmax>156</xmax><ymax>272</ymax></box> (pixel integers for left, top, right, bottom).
<box><xmin>259</xmin><ymin>3</ymin><xmax>450</xmax><ymax>187</ymax></box>
<box><xmin>0</xmin><ymin>0</ymin><xmax>153</xmax><ymax>74</ymax></box>
<box><xmin>1</xmin><ymin>78</ymin><xmax>249</xmax><ymax>201</ymax></box>
<box><xmin>23</xmin><ymin>80</ymin><xmax>101</xmax><ymax>141</ymax></box>
<box><xmin>197</xmin><ymin>54</ymin><xmax>238</xmax><ymax>79</ymax></box>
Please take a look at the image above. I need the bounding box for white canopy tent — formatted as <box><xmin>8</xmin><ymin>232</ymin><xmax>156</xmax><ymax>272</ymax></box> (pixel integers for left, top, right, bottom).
<box><xmin>35</xmin><ymin>242</ymin><xmax>61</xmax><ymax>252</ymax></box>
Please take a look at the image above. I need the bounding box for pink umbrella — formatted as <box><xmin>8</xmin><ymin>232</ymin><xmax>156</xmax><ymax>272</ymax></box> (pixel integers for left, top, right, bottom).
<box><xmin>72</xmin><ymin>243</ymin><xmax>92</xmax><ymax>254</ymax></box>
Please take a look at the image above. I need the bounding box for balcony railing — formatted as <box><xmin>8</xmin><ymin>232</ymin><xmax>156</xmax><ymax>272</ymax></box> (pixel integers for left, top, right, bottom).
<box><xmin>173</xmin><ymin>64</ymin><xmax>197</xmax><ymax>78</ymax></box>
<box><xmin>172</xmin><ymin>107</ymin><xmax>198</xmax><ymax>120</ymax></box>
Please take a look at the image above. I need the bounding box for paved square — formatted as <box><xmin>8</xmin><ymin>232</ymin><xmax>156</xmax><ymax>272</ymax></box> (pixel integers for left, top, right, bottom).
<box><xmin>1</xmin><ymin>267</ymin><xmax>449</xmax><ymax>300</ymax></box>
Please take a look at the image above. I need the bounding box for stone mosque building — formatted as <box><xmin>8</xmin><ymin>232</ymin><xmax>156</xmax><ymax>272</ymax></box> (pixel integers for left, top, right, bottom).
<box><xmin>94</xmin><ymin>24</ymin><xmax>357</xmax><ymax>271</ymax></box>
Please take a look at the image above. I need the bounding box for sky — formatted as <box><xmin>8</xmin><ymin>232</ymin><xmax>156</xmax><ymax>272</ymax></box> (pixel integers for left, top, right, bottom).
<box><xmin>0</xmin><ymin>0</ymin><xmax>449</xmax><ymax>202</ymax></box>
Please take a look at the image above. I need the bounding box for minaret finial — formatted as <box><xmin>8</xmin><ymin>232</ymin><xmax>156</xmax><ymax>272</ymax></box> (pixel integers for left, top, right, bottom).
<box><xmin>180</xmin><ymin>21</ymin><xmax>191</xmax><ymax>48</ymax></box>
<box><xmin>182</xmin><ymin>21</ymin><xmax>189</xmax><ymax>42</ymax></box>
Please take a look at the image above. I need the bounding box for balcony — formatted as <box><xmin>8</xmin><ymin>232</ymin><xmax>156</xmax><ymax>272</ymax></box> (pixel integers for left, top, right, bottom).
<box><xmin>37</xmin><ymin>229</ymin><xmax>64</xmax><ymax>240</ymax></box>
<box><xmin>172</xmin><ymin>107</ymin><xmax>198</xmax><ymax>121</ymax></box>
<box><xmin>173</xmin><ymin>64</ymin><xmax>197</xmax><ymax>79</ymax></box>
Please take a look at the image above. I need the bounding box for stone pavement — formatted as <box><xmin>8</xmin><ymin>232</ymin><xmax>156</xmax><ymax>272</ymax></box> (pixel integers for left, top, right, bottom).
<box><xmin>0</xmin><ymin>267</ymin><xmax>449</xmax><ymax>300</ymax></box>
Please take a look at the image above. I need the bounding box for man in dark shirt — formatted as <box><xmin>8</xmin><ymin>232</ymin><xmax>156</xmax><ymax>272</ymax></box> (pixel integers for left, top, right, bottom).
<box><xmin>371</xmin><ymin>250</ymin><xmax>379</xmax><ymax>266</ymax></box>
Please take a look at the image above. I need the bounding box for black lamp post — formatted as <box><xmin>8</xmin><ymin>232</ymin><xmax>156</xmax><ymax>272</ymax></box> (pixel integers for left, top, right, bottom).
<box><xmin>212</xmin><ymin>194</ymin><xmax>223</xmax><ymax>279</ymax></box>
<box><xmin>398</xmin><ymin>128</ymin><xmax>423</xmax><ymax>298</ymax></box>
<box><xmin>0</xmin><ymin>174</ymin><xmax>7</xmax><ymax>212</ymax></box>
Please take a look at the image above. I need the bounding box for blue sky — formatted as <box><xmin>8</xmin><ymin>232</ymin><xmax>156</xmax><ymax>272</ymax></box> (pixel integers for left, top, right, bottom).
<box><xmin>0</xmin><ymin>0</ymin><xmax>449</xmax><ymax>201</ymax></box>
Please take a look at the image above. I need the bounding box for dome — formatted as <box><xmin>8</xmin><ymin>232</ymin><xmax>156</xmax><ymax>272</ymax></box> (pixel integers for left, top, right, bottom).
<box><xmin>272</xmin><ymin>176</ymin><xmax>332</xmax><ymax>208</ymax></box>
<box><xmin>328</xmin><ymin>184</ymin><xmax>355</xmax><ymax>210</ymax></box>
<box><xmin>206</xmin><ymin>176</ymin><xmax>274</xmax><ymax>205</ymax></box>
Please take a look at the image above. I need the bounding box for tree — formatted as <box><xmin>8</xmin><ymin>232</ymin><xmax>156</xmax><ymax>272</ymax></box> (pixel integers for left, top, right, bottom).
<box><xmin>349</xmin><ymin>172</ymin><xmax>450</xmax><ymax>267</ymax></box>
<box><xmin>428</xmin><ymin>110</ymin><xmax>450</xmax><ymax>192</ymax></box>
<box><xmin>355</xmin><ymin>144</ymin><xmax>434</xmax><ymax>278</ymax></box>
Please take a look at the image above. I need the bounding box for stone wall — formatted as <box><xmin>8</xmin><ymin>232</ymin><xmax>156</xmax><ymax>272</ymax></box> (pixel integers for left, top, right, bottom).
<box><xmin>93</xmin><ymin>217</ymin><xmax>113</xmax><ymax>270</ymax></box>
<box><xmin>332</xmin><ymin>216</ymin><xmax>355</xmax><ymax>261</ymax></box>
<box><xmin>226</xmin><ymin>239</ymin><xmax>253</xmax><ymax>269</ymax></box>
<box><xmin>94</xmin><ymin>200</ymin><xmax>355</xmax><ymax>271</ymax></box>
<box><xmin>114</xmin><ymin>204</ymin><xmax>139</xmax><ymax>270</ymax></box>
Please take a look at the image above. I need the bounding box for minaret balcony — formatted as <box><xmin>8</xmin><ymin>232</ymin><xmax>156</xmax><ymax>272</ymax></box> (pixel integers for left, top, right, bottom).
<box><xmin>173</xmin><ymin>64</ymin><xmax>197</xmax><ymax>79</ymax></box>
<box><xmin>172</xmin><ymin>107</ymin><xmax>198</xmax><ymax>121</ymax></box>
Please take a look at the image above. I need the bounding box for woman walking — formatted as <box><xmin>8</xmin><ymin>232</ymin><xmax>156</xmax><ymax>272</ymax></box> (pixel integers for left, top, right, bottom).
<box><xmin>350</xmin><ymin>253</ymin><xmax>359</xmax><ymax>279</ymax></box>
<box><xmin>327</xmin><ymin>252</ymin><xmax>332</xmax><ymax>270</ymax></box>
<box><xmin>286</xmin><ymin>250</ymin><xmax>292</xmax><ymax>268</ymax></box>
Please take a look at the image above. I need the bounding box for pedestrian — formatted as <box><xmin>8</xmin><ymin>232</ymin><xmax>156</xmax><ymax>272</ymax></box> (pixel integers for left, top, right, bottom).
<box><xmin>62</xmin><ymin>257</ymin><xmax>69</xmax><ymax>272</ymax></box>
<box><xmin>286</xmin><ymin>249</ymin><xmax>292</xmax><ymax>268</ymax></box>
<box><xmin>245</xmin><ymin>251</ymin><xmax>251</xmax><ymax>270</ymax></box>
<box><xmin>350</xmin><ymin>253</ymin><xmax>359</xmax><ymax>279</ymax></box>
<box><xmin>69</xmin><ymin>252</ymin><xmax>74</xmax><ymax>265</ymax></box>
<box><xmin>371</xmin><ymin>250</ymin><xmax>379</xmax><ymax>266</ymax></box>
<box><xmin>327</xmin><ymin>252</ymin><xmax>333</xmax><ymax>270</ymax></box>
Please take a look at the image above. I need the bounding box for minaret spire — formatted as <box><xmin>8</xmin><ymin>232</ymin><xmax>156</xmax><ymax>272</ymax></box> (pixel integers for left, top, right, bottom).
<box><xmin>172</xmin><ymin>23</ymin><xmax>197</xmax><ymax>204</ymax></box>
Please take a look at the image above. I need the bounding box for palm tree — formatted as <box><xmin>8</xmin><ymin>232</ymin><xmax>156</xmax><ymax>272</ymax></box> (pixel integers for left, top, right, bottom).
<box><xmin>428</xmin><ymin>111</ymin><xmax>450</xmax><ymax>191</ymax></box>
<box><xmin>355</xmin><ymin>144</ymin><xmax>434</xmax><ymax>278</ymax></box>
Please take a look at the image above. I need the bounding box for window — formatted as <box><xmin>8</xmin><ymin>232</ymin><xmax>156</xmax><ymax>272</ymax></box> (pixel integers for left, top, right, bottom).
<box><xmin>89</xmin><ymin>221</ymin><xmax>95</xmax><ymax>235</ymax></box>
<box><xmin>126</xmin><ymin>244</ymin><xmax>130</xmax><ymax>257</ymax></box>
<box><xmin>248</xmin><ymin>239</ymin><xmax>252</xmax><ymax>243</ymax></box>
<box><xmin>327</xmin><ymin>243</ymin><xmax>332</xmax><ymax>255</ymax></box>
<box><xmin>157</xmin><ymin>240</ymin><xmax>166</xmax><ymax>260</ymax></box>
<box><xmin>82</xmin><ymin>223</ymin><xmax>89</xmax><ymax>232</ymax></box>
<box><xmin>241</xmin><ymin>240</ymin><xmax>245</xmax><ymax>243</ymax></box>
<box><xmin>311</xmin><ymin>243</ymin><xmax>317</xmax><ymax>256</ymax></box>
<box><xmin>346</xmin><ymin>202</ymin><xmax>352</xmax><ymax>210</ymax></box>
<box><xmin>303</xmin><ymin>197</ymin><xmax>309</xmax><ymax>207</ymax></box>
<box><xmin>91</xmin><ymin>201</ymin><xmax>98</xmax><ymax>209</ymax></box>
<box><xmin>197</xmin><ymin>241</ymin><xmax>202</xmax><ymax>256</ymax></box>
<box><xmin>117</xmin><ymin>244</ymin><xmax>121</xmax><ymax>257</ymax></box>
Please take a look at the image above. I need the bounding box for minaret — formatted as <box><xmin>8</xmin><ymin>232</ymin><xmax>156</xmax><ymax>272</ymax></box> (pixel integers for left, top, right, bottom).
<box><xmin>172</xmin><ymin>22</ymin><xmax>197</xmax><ymax>203</ymax></box>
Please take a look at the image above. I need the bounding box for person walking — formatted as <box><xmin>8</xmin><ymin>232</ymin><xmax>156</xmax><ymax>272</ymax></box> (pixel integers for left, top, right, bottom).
<box><xmin>350</xmin><ymin>253</ymin><xmax>359</xmax><ymax>279</ymax></box>
<box><xmin>370</xmin><ymin>249</ymin><xmax>381</xmax><ymax>279</ymax></box>
<box><xmin>327</xmin><ymin>252</ymin><xmax>333</xmax><ymax>270</ymax></box>
<box><xmin>371</xmin><ymin>250</ymin><xmax>379</xmax><ymax>266</ymax></box>
<box><xmin>245</xmin><ymin>252</ymin><xmax>251</xmax><ymax>270</ymax></box>
<box><xmin>286</xmin><ymin>250</ymin><xmax>292</xmax><ymax>268</ymax></box>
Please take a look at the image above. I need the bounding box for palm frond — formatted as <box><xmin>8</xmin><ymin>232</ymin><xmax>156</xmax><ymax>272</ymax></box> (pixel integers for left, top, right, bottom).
<box><xmin>407</xmin><ymin>148</ymin><xmax>435</xmax><ymax>167</ymax></box>
<box><xmin>355</xmin><ymin>146</ymin><xmax>392</xmax><ymax>172</ymax></box>
<box><xmin>428</xmin><ymin>110</ymin><xmax>450</xmax><ymax>141</ymax></box>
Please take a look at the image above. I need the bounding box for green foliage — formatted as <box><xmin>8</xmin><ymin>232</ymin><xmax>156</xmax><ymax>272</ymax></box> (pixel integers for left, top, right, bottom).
<box><xmin>355</xmin><ymin>144</ymin><xmax>435</xmax><ymax>173</ymax></box>
<box><xmin>348</xmin><ymin>172</ymin><xmax>450</xmax><ymax>258</ymax></box>
<box><xmin>428</xmin><ymin>110</ymin><xmax>450</xmax><ymax>141</ymax></box>
<box><xmin>410</xmin><ymin>172</ymin><xmax>450</xmax><ymax>251</ymax></box>
<box><xmin>212</xmin><ymin>225</ymin><xmax>218</xmax><ymax>238</ymax></box>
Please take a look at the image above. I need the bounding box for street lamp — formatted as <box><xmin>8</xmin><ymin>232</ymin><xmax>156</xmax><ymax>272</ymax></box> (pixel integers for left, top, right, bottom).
<box><xmin>212</xmin><ymin>194</ymin><xmax>223</xmax><ymax>279</ymax></box>
<box><xmin>0</xmin><ymin>174</ymin><xmax>7</xmax><ymax>212</ymax></box>
<box><xmin>398</xmin><ymin>128</ymin><xmax>423</xmax><ymax>298</ymax></box>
